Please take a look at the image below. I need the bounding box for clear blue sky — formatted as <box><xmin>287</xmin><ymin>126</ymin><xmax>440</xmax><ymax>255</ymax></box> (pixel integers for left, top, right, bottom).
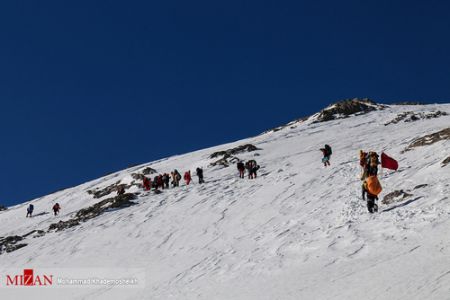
<box><xmin>1</xmin><ymin>0</ymin><xmax>449</xmax><ymax>206</ymax></box>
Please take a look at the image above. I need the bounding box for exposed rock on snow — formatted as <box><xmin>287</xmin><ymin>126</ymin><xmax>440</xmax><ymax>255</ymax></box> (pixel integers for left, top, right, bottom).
<box><xmin>76</xmin><ymin>193</ymin><xmax>137</xmax><ymax>221</ymax></box>
<box><xmin>22</xmin><ymin>230</ymin><xmax>46</xmax><ymax>238</ymax></box>
<box><xmin>0</xmin><ymin>204</ymin><xmax>6</xmax><ymax>211</ymax></box>
<box><xmin>210</xmin><ymin>144</ymin><xmax>260</xmax><ymax>159</ymax></box>
<box><xmin>403</xmin><ymin>127</ymin><xmax>450</xmax><ymax>152</ymax></box>
<box><xmin>442</xmin><ymin>156</ymin><xmax>450</xmax><ymax>167</ymax></box>
<box><xmin>384</xmin><ymin>111</ymin><xmax>448</xmax><ymax>126</ymax></box>
<box><xmin>382</xmin><ymin>190</ymin><xmax>413</xmax><ymax>205</ymax></box>
<box><xmin>311</xmin><ymin>98</ymin><xmax>385</xmax><ymax>123</ymax></box>
<box><xmin>87</xmin><ymin>181</ymin><xmax>123</xmax><ymax>198</ymax></box>
<box><xmin>0</xmin><ymin>235</ymin><xmax>27</xmax><ymax>254</ymax></box>
<box><xmin>142</xmin><ymin>167</ymin><xmax>157</xmax><ymax>175</ymax></box>
<box><xmin>414</xmin><ymin>184</ymin><xmax>428</xmax><ymax>189</ymax></box>
<box><xmin>48</xmin><ymin>219</ymin><xmax>80</xmax><ymax>232</ymax></box>
<box><xmin>210</xmin><ymin>144</ymin><xmax>260</xmax><ymax>167</ymax></box>
<box><xmin>391</xmin><ymin>101</ymin><xmax>425</xmax><ymax>105</ymax></box>
<box><xmin>49</xmin><ymin>193</ymin><xmax>137</xmax><ymax>232</ymax></box>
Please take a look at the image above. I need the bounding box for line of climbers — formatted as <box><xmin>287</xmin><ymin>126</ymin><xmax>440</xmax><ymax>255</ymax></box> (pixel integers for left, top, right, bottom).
<box><xmin>23</xmin><ymin>143</ymin><xmax>400</xmax><ymax>218</ymax></box>
<box><xmin>138</xmin><ymin>168</ymin><xmax>205</xmax><ymax>193</ymax></box>
<box><xmin>237</xmin><ymin>160</ymin><xmax>260</xmax><ymax>179</ymax></box>
<box><xmin>25</xmin><ymin>203</ymin><xmax>60</xmax><ymax>218</ymax></box>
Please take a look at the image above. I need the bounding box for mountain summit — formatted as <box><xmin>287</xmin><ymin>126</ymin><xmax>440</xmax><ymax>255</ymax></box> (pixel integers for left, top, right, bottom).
<box><xmin>0</xmin><ymin>102</ymin><xmax>449</xmax><ymax>300</ymax></box>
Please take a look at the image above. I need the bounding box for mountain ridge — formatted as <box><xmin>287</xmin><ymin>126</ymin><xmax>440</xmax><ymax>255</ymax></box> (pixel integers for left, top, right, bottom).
<box><xmin>0</xmin><ymin>102</ymin><xmax>449</xmax><ymax>300</ymax></box>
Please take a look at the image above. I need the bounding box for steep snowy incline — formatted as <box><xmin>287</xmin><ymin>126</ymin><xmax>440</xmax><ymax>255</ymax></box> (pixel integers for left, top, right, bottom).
<box><xmin>0</xmin><ymin>103</ymin><xmax>449</xmax><ymax>300</ymax></box>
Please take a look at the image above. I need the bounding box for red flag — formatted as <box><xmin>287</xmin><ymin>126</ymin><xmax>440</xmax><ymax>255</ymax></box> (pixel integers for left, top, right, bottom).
<box><xmin>381</xmin><ymin>152</ymin><xmax>398</xmax><ymax>171</ymax></box>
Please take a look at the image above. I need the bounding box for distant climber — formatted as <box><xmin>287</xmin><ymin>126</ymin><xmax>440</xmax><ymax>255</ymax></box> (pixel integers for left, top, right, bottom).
<box><xmin>196</xmin><ymin>167</ymin><xmax>204</xmax><ymax>184</ymax></box>
<box><xmin>52</xmin><ymin>203</ymin><xmax>61</xmax><ymax>216</ymax></box>
<box><xmin>184</xmin><ymin>170</ymin><xmax>192</xmax><ymax>185</ymax></box>
<box><xmin>172</xmin><ymin>170</ymin><xmax>181</xmax><ymax>187</ymax></box>
<box><xmin>163</xmin><ymin>173</ymin><xmax>170</xmax><ymax>189</ymax></box>
<box><xmin>362</xmin><ymin>176</ymin><xmax>382</xmax><ymax>213</ymax></box>
<box><xmin>157</xmin><ymin>175</ymin><xmax>164</xmax><ymax>189</ymax></box>
<box><xmin>153</xmin><ymin>175</ymin><xmax>160</xmax><ymax>190</ymax></box>
<box><xmin>26</xmin><ymin>204</ymin><xmax>34</xmax><ymax>218</ymax></box>
<box><xmin>143</xmin><ymin>176</ymin><xmax>151</xmax><ymax>191</ymax></box>
<box><xmin>246</xmin><ymin>160</ymin><xmax>260</xmax><ymax>179</ymax></box>
<box><xmin>320</xmin><ymin>144</ymin><xmax>332</xmax><ymax>167</ymax></box>
<box><xmin>237</xmin><ymin>161</ymin><xmax>245</xmax><ymax>178</ymax></box>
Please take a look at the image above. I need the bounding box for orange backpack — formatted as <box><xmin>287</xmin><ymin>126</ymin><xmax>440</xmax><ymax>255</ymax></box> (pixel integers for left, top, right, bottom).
<box><xmin>366</xmin><ymin>176</ymin><xmax>382</xmax><ymax>196</ymax></box>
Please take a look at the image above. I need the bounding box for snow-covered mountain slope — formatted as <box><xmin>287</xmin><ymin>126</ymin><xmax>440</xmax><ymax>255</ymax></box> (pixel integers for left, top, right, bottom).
<box><xmin>1</xmin><ymin>103</ymin><xmax>449</xmax><ymax>300</ymax></box>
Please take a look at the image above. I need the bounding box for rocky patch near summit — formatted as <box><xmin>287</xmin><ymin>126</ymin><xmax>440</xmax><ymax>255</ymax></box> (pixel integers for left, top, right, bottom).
<box><xmin>403</xmin><ymin>128</ymin><xmax>450</xmax><ymax>153</ymax></box>
<box><xmin>384</xmin><ymin>111</ymin><xmax>448</xmax><ymax>126</ymax></box>
<box><xmin>312</xmin><ymin>98</ymin><xmax>386</xmax><ymax>123</ymax></box>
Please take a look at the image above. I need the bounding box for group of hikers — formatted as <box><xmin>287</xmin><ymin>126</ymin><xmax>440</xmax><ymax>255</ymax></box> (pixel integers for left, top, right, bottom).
<box><xmin>237</xmin><ymin>160</ymin><xmax>260</xmax><ymax>179</ymax></box>
<box><xmin>24</xmin><ymin>143</ymin><xmax>397</xmax><ymax>218</ymax></box>
<box><xmin>26</xmin><ymin>203</ymin><xmax>61</xmax><ymax>218</ymax></box>
<box><xmin>138</xmin><ymin>168</ymin><xmax>205</xmax><ymax>193</ymax></box>
<box><xmin>319</xmin><ymin>144</ymin><xmax>395</xmax><ymax>214</ymax></box>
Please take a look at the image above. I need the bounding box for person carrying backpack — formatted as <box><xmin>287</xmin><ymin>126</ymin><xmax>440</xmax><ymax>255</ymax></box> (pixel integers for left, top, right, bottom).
<box><xmin>246</xmin><ymin>160</ymin><xmax>258</xmax><ymax>179</ymax></box>
<box><xmin>143</xmin><ymin>176</ymin><xmax>151</xmax><ymax>191</ymax></box>
<box><xmin>157</xmin><ymin>175</ymin><xmax>164</xmax><ymax>189</ymax></box>
<box><xmin>184</xmin><ymin>170</ymin><xmax>192</xmax><ymax>185</ymax></box>
<box><xmin>237</xmin><ymin>161</ymin><xmax>245</xmax><ymax>178</ymax></box>
<box><xmin>26</xmin><ymin>204</ymin><xmax>34</xmax><ymax>218</ymax></box>
<box><xmin>252</xmin><ymin>162</ymin><xmax>260</xmax><ymax>178</ymax></box>
<box><xmin>320</xmin><ymin>144</ymin><xmax>332</xmax><ymax>167</ymax></box>
<box><xmin>172</xmin><ymin>170</ymin><xmax>181</xmax><ymax>187</ymax></box>
<box><xmin>163</xmin><ymin>173</ymin><xmax>170</xmax><ymax>189</ymax></box>
<box><xmin>53</xmin><ymin>203</ymin><xmax>61</xmax><ymax>216</ymax></box>
<box><xmin>362</xmin><ymin>176</ymin><xmax>382</xmax><ymax>213</ymax></box>
<box><xmin>196</xmin><ymin>167</ymin><xmax>204</xmax><ymax>184</ymax></box>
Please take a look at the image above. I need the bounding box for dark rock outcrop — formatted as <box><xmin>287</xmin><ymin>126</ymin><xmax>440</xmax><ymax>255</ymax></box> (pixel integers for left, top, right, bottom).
<box><xmin>403</xmin><ymin>128</ymin><xmax>450</xmax><ymax>152</ymax></box>
<box><xmin>312</xmin><ymin>98</ymin><xmax>385</xmax><ymax>123</ymax></box>
<box><xmin>385</xmin><ymin>111</ymin><xmax>448</xmax><ymax>126</ymax></box>
<box><xmin>87</xmin><ymin>181</ymin><xmax>123</xmax><ymax>199</ymax></box>
<box><xmin>0</xmin><ymin>204</ymin><xmax>6</xmax><ymax>211</ymax></box>
<box><xmin>442</xmin><ymin>156</ymin><xmax>450</xmax><ymax>167</ymax></box>
<box><xmin>0</xmin><ymin>236</ymin><xmax>28</xmax><ymax>254</ymax></box>
<box><xmin>210</xmin><ymin>144</ymin><xmax>260</xmax><ymax>159</ymax></box>
<box><xmin>210</xmin><ymin>144</ymin><xmax>261</xmax><ymax>168</ymax></box>
<box><xmin>48</xmin><ymin>219</ymin><xmax>80</xmax><ymax>231</ymax></box>
<box><xmin>142</xmin><ymin>167</ymin><xmax>157</xmax><ymax>175</ymax></box>
<box><xmin>414</xmin><ymin>184</ymin><xmax>428</xmax><ymax>190</ymax></box>
<box><xmin>382</xmin><ymin>190</ymin><xmax>413</xmax><ymax>205</ymax></box>
<box><xmin>391</xmin><ymin>101</ymin><xmax>425</xmax><ymax>105</ymax></box>
<box><xmin>49</xmin><ymin>193</ymin><xmax>137</xmax><ymax>232</ymax></box>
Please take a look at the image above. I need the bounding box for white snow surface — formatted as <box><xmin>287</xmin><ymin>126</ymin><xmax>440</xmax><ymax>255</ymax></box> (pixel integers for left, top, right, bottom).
<box><xmin>1</xmin><ymin>104</ymin><xmax>449</xmax><ymax>300</ymax></box>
